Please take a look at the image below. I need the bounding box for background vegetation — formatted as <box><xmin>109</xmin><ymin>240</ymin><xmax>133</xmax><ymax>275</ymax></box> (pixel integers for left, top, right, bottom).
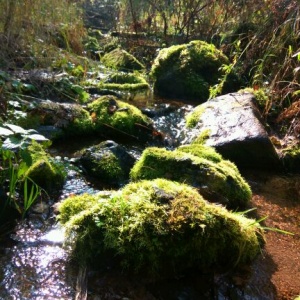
<box><xmin>0</xmin><ymin>0</ymin><xmax>299</xmax><ymax>122</ymax></box>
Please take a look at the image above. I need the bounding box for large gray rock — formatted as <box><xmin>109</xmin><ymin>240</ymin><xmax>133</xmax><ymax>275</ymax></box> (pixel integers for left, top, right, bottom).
<box><xmin>185</xmin><ymin>92</ymin><xmax>280</xmax><ymax>170</ymax></box>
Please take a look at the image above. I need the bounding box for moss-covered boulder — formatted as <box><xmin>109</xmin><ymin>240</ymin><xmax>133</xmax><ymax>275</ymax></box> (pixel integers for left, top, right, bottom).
<box><xmin>57</xmin><ymin>179</ymin><xmax>264</xmax><ymax>277</ymax></box>
<box><xmin>102</xmin><ymin>73</ymin><xmax>149</xmax><ymax>92</ymax></box>
<box><xmin>87</xmin><ymin>95</ymin><xmax>154</xmax><ymax>141</ymax></box>
<box><xmin>25</xmin><ymin>142</ymin><xmax>66</xmax><ymax>192</ymax></box>
<box><xmin>130</xmin><ymin>146</ymin><xmax>251</xmax><ymax>209</ymax></box>
<box><xmin>80</xmin><ymin>140</ymin><xmax>136</xmax><ymax>186</ymax></box>
<box><xmin>101</xmin><ymin>48</ymin><xmax>145</xmax><ymax>72</ymax></box>
<box><xmin>87</xmin><ymin>72</ymin><xmax>151</xmax><ymax>101</ymax></box>
<box><xmin>97</xmin><ymin>73</ymin><xmax>151</xmax><ymax>102</ymax></box>
<box><xmin>150</xmin><ymin>40</ymin><xmax>237</xmax><ymax>102</ymax></box>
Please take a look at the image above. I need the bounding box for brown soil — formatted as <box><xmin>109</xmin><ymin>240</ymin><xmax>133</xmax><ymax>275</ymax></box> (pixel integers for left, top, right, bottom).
<box><xmin>246</xmin><ymin>172</ymin><xmax>300</xmax><ymax>300</ymax></box>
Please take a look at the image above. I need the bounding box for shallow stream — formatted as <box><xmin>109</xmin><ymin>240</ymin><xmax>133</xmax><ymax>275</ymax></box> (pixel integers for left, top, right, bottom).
<box><xmin>0</xmin><ymin>96</ymin><xmax>298</xmax><ymax>299</ymax></box>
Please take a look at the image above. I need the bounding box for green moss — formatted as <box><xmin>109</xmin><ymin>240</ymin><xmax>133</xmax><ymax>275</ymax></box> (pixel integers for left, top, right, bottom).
<box><xmin>100</xmin><ymin>72</ymin><xmax>150</xmax><ymax>92</ymax></box>
<box><xmin>130</xmin><ymin>147</ymin><xmax>251</xmax><ymax>209</ymax></box>
<box><xmin>86</xmin><ymin>151</ymin><xmax>124</xmax><ymax>182</ymax></box>
<box><xmin>281</xmin><ymin>145</ymin><xmax>300</xmax><ymax>172</ymax></box>
<box><xmin>58</xmin><ymin>178</ymin><xmax>263</xmax><ymax>276</ymax></box>
<box><xmin>150</xmin><ymin>40</ymin><xmax>230</xmax><ymax>101</ymax></box>
<box><xmin>239</xmin><ymin>87</ymin><xmax>269</xmax><ymax>110</ymax></box>
<box><xmin>26</xmin><ymin>142</ymin><xmax>66</xmax><ymax>192</ymax></box>
<box><xmin>177</xmin><ymin>144</ymin><xmax>222</xmax><ymax>163</ymax></box>
<box><xmin>101</xmin><ymin>48</ymin><xmax>145</xmax><ymax>72</ymax></box>
<box><xmin>58</xmin><ymin>192</ymin><xmax>110</xmax><ymax>225</ymax></box>
<box><xmin>186</xmin><ymin>105</ymin><xmax>206</xmax><ymax>128</ymax></box>
<box><xmin>150</xmin><ymin>44</ymin><xmax>186</xmax><ymax>79</ymax></box>
<box><xmin>87</xmin><ymin>95</ymin><xmax>153</xmax><ymax>139</ymax></box>
<box><xmin>80</xmin><ymin>141</ymin><xmax>135</xmax><ymax>185</ymax></box>
<box><xmin>192</xmin><ymin>129</ymin><xmax>211</xmax><ymax>144</ymax></box>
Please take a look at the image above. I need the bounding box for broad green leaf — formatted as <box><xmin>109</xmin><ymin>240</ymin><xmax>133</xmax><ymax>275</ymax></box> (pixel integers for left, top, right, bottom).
<box><xmin>27</xmin><ymin>134</ymin><xmax>49</xmax><ymax>142</ymax></box>
<box><xmin>4</xmin><ymin>124</ymin><xmax>26</xmax><ymax>134</ymax></box>
<box><xmin>26</xmin><ymin>129</ymin><xmax>38</xmax><ymax>134</ymax></box>
<box><xmin>20</xmin><ymin>148</ymin><xmax>33</xmax><ymax>166</ymax></box>
<box><xmin>0</xmin><ymin>71</ymin><xmax>9</xmax><ymax>81</ymax></box>
<box><xmin>2</xmin><ymin>136</ymin><xmax>26</xmax><ymax>150</ymax></box>
<box><xmin>22</xmin><ymin>83</ymin><xmax>36</xmax><ymax>92</ymax></box>
<box><xmin>17</xmin><ymin>161</ymin><xmax>29</xmax><ymax>178</ymax></box>
<box><xmin>26</xmin><ymin>134</ymin><xmax>52</xmax><ymax>147</ymax></box>
<box><xmin>0</xmin><ymin>126</ymin><xmax>13</xmax><ymax>137</ymax></box>
<box><xmin>11</xmin><ymin>80</ymin><xmax>22</xmax><ymax>90</ymax></box>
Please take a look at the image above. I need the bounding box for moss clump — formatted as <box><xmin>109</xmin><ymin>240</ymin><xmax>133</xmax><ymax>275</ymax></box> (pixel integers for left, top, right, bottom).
<box><xmin>150</xmin><ymin>40</ymin><xmax>230</xmax><ymax>101</ymax></box>
<box><xmin>80</xmin><ymin>140</ymin><xmax>135</xmax><ymax>185</ymax></box>
<box><xmin>89</xmin><ymin>152</ymin><xmax>123</xmax><ymax>179</ymax></box>
<box><xmin>280</xmin><ymin>145</ymin><xmax>300</xmax><ymax>172</ymax></box>
<box><xmin>193</xmin><ymin>129</ymin><xmax>211</xmax><ymax>144</ymax></box>
<box><xmin>87</xmin><ymin>95</ymin><xmax>153</xmax><ymax>140</ymax></box>
<box><xmin>177</xmin><ymin>144</ymin><xmax>223</xmax><ymax>163</ymax></box>
<box><xmin>130</xmin><ymin>147</ymin><xmax>251</xmax><ymax>209</ymax></box>
<box><xmin>239</xmin><ymin>87</ymin><xmax>269</xmax><ymax>110</ymax></box>
<box><xmin>25</xmin><ymin>142</ymin><xmax>66</xmax><ymax>192</ymax></box>
<box><xmin>100</xmin><ymin>72</ymin><xmax>150</xmax><ymax>92</ymax></box>
<box><xmin>57</xmin><ymin>178</ymin><xmax>263</xmax><ymax>277</ymax></box>
<box><xmin>186</xmin><ymin>105</ymin><xmax>206</xmax><ymax>128</ymax></box>
<box><xmin>101</xmin><ymin>48</ymin><xmax>145</xmax><ymax>72</ymax></box>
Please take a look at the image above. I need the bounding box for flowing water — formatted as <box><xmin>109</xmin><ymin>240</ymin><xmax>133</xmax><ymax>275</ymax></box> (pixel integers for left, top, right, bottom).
<box><xmin>0</xmin><ymin>165</ymin><xmax>99</xmax><ymax>299</ymax></box>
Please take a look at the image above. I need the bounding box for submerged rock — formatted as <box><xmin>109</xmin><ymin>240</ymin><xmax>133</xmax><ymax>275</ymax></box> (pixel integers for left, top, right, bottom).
<box><xmin>80</xmin><ymin>140</ymin><xmax>136</xmax><ymax>186</ymax></box>
<box><xmin>57</xmin><ymin>179</ymin><xmax>264</xmax><ymax>278</ymax></box>
<box><xmin>185</xmin><ymin>92</ymin><xmax>280</xmax><ymax>170</ymax></box>
<box><xmin>130</xmin><ymin>146</ymin><xmax>251</xmax><ymax>209</ymax></box>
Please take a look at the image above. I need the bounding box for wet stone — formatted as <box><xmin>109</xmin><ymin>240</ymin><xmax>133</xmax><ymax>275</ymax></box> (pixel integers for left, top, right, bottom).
<box><xmin>79</xmin><ymin>140</ymin><xmax>136</xmax><ymax>186</ymax></box>
<box><xmin>185</xmin><ymin>92</ymin><xmax>281</xmax><ymax>170</ymax></box>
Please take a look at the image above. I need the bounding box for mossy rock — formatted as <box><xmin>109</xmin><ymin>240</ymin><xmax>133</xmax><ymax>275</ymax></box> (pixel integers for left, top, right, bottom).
<box><xmin>150</xmin><ymin>40</ymin><xmax>232</xmax><ymax>102</ymax></box>
<box><xmin>29</xmin><ymin>101</ymin><xmax>92</xmax><ymax>138</ymax></box>
<box><xmin>100</xmin><ymin>72</ymin><xmax>150</xmax><ymax>93</ymax></box>
<box><xmin>25</xmin><ymin>142</ymin><xmax>66</xmax><ymax>192</ymax></box>
<box><xmin>101</xmin><ymin>48</ymin><xmax>145</xmax><ymax>72</ymax></box>
<box><xmin>57</xmin><ymin>178</ymin><xmax>264</xmax><ymax>277</ymax></box>
<box><xmin>80</xmin><ymin>140</ymin><xmax>136</xmax><ymax>186</ymax></box>
<box><xmin>184</xmin><ymin>92</ymin><xmax>281</xmax><ymax>170</ymax></box>
<box><xmin>87</xmin><ymin>95</ymin><xmax>154</xmax><ymax>141</ymax></box>
<box><xmin>280</xmin><ymin>145</ymin><xmax>300</xmax><ymax>172</ymax></box>
<box><xmin>130</xmin><ymin>147</ymin><xmax>251</xmax><ymax>209</ymax></box>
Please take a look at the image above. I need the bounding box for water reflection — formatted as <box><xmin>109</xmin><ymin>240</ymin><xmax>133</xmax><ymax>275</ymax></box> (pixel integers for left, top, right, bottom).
<box><xmin>1</xmin><ymin>244</ymin><xmax>72</xmax><ymax>299</ymax></box>
<box><xmin>0</xmin><ymin>167</ymin><xmax>98</xmax><ymax>299</ymax></box>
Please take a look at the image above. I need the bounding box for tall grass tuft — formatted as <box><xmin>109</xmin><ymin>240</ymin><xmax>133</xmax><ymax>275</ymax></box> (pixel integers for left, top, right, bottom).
<box><xmin>0</xmin><ymin>0</ymin><xmax>86</xmax><ymax>69</ymax></box>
